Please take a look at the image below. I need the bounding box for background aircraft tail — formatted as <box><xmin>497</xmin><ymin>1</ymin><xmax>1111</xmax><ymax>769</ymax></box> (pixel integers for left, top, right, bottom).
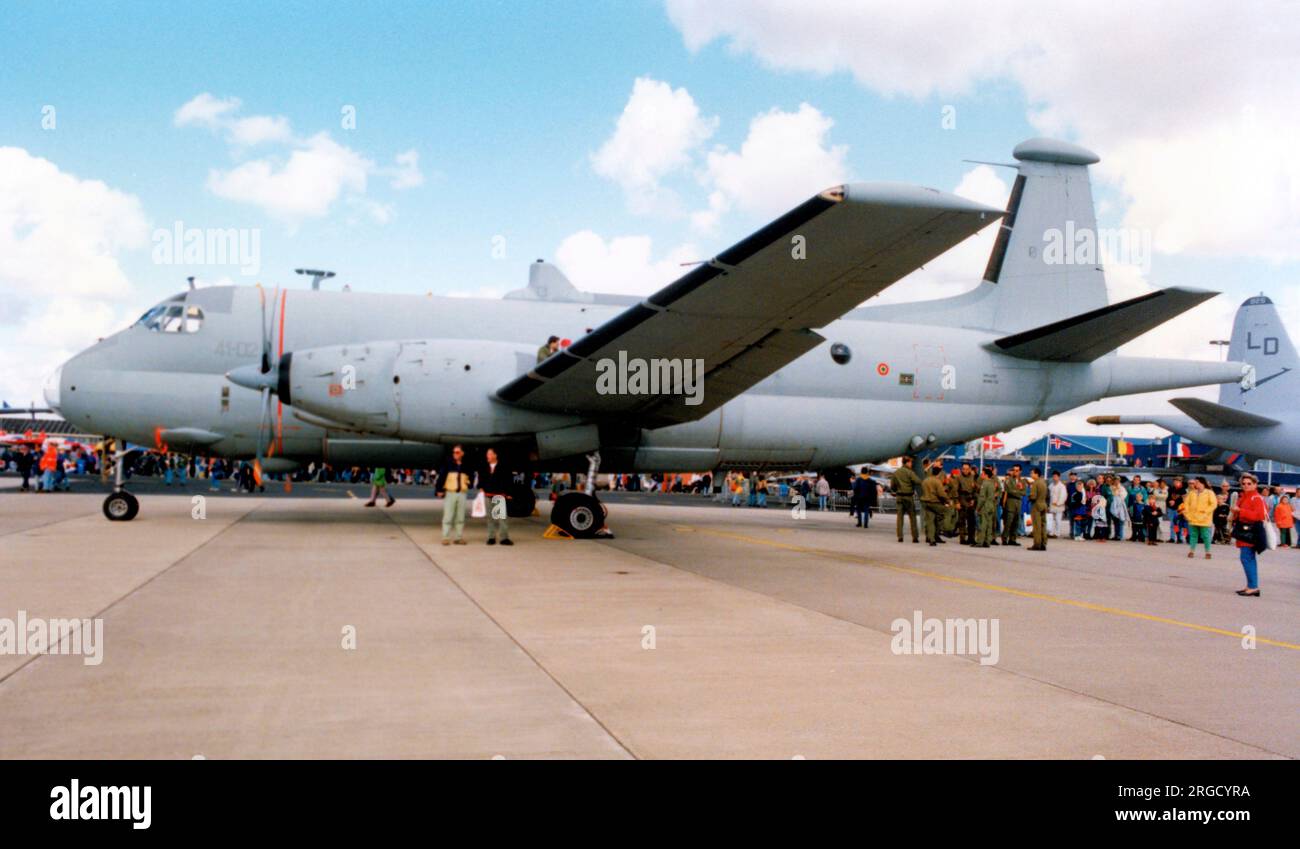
<box><xmin>1221</xmin><ymin>294</ymin><xmax>1297</xmax><ymax>417</ymax></box>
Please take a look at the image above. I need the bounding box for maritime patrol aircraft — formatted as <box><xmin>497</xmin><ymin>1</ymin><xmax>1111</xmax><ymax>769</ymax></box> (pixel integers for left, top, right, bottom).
<box><xmin>1090</xmin><ymin>294</ymin><xmax>1299</xmax><ymax>467</ymax></box>
<box><xmin>45</xmin><ymin>137</ymin><xmax>1250</xmax><ymax>532</ymax></box>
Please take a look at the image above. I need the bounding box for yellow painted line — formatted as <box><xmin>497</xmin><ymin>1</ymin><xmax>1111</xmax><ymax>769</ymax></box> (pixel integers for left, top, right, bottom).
<box><xmin>675</xmin><ymin>526</ymin><xmax>1300</xmax><ymax>651</ymax></box>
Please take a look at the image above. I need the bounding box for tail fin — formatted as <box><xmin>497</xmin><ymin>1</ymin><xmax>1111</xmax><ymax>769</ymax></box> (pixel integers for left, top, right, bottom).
<box><xmin>981</xmin><ymin>138</ymin><xmax>1108</xmax><ymax>332</ymax></box>
<box><xmin>1222</xmin><ymin>294</ymin><xmax>1297</xmax><ymax>416</ymax></box>
<box><xmin>860</xmin><ymin>137</ymin><xmax>1113</xmax><ymax>332</ymax></box>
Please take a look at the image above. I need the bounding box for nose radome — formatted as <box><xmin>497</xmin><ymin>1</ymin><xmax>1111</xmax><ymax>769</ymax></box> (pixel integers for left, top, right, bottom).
<box><xmin>43</xmin><ymin>363</ymin><xmax>63</xmax><ymax>413</ymax></box>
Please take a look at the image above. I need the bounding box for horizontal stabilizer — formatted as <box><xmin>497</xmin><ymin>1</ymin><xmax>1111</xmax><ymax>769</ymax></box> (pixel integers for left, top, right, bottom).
<box><xmin>1169</xmin><ymin>397</ymin><xmax>1279</xmax><ymax>429</ymax></box>
<box><xmin>990</xmin><ymin>287</ymin><xmax>1217</xmax><ymax>362</ymax></box>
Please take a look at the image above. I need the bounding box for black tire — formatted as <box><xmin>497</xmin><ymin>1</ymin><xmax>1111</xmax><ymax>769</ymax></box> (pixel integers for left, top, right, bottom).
<box><xmin>103</xmin><ymin>491</ymin><xmax>138</xmax><ymax>522</ymax></box>
<box><xmin>506</xmin><ymin>482</ymin><xmax>536</xmax><ymax>518</ymax></box>
<box><xmin>551</xmin><ymin>492</ymin><xmax>602</xmax><ymax>539</ymax></box>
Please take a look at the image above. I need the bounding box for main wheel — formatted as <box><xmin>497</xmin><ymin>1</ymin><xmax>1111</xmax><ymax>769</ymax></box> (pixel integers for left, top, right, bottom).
<box><xmin>103</xmin><ymin>491</ymin><xmax>139</xmax><ymax>521</ymax></box>
<box><xmin>551</xmin><ymin>492</ymin><xmax>602</xmax><ymax>539</ymax></box>
<box><xmin>506</xmin><ymin>481</ymin><xmax>537</xmax><ymax>518</ymax></box>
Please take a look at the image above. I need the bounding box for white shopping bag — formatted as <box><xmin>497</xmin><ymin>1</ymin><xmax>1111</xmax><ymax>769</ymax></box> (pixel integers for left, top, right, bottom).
<box><xmin>470</xmin><ymin>491</ymin><xmax>487</xmax><ymax>518</ymax></box>
<box><xmin>1263</xmin><ymin>521</ymin><xmax>1280</xmax><ymax>550</ymax></box>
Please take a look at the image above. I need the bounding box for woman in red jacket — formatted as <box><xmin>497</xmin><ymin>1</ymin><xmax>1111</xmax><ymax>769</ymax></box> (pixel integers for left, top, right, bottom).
<box><xmin>1229</xmin><ymin>474</ymin><xmax>1267</xmax><ymax>597</ymax></box>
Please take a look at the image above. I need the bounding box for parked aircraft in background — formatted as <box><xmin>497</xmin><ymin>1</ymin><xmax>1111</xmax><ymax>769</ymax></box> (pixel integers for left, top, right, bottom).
<box><xmin>1090</xmin><ymin>294</ymin><xmax>1299</xmax><ymax>467</ymax></box>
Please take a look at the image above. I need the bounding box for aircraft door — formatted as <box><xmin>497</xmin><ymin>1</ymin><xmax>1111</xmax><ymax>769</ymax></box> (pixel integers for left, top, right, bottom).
<box><xmin>911</xmin><ymin>344</ymin><xmax>952</xmax><ymax>402</ymax></box>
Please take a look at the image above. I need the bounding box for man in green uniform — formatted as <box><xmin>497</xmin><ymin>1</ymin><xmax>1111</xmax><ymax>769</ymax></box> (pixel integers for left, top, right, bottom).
<box><xmin>956</xmin><ymin>462</ymin><xmax>978</xmax><ymax>545</ymax></box>
<box><xmin>920</xmin><ymin>461</ymin><xmax>951</xmax><ymax>546</ymax></box>
<box><xmin>537</xmin><ymin>335</ymin><xmax>560</xmax><ymax>363</ymax></box>
<box><xmin>1001</xmin><ymin>464</ymin><xmax>1025</xmax><ymax>546</ymax></box>
<box><xmin>975</xmin><ymin>466</ymin><xmax>999</xmax><ymax>547</ymax></box>
<box><xmin>1028</xmin><ymin>466</ymin><xmax>1050</xmax><ymax>551</ymax></box>
<box><xmin>890</xmin><ymin>456</ymin><xmax>921</xmax><ymax>543</ymax></box>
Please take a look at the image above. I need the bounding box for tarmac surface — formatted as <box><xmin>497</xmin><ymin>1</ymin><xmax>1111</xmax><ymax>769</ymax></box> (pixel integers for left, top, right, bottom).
<box><xmin>1</xmin><ymin>479</ymin><xmax>1296</xmax><ymax>759</ymax></box>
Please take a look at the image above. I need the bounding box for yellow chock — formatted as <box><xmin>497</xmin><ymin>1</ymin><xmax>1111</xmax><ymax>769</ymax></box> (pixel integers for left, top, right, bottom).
<box><xmin>542</xmin><ymin>524</ymin><xmax>574</xmax><ymax>540</ymax></box>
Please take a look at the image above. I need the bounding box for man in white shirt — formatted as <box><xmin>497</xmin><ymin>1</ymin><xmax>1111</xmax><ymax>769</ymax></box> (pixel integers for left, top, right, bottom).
<box><xmin>1048</xmin><ymin>471</ymin><xmax>1069</xmax><ymax>538</ymax></box>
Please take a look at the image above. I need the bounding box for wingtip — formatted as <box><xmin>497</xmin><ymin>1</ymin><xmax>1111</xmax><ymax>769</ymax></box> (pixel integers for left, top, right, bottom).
<box><xmin>839</xmin><ymin>181</ymin><xmax>1005</xmax><ymax>217</ymax></box>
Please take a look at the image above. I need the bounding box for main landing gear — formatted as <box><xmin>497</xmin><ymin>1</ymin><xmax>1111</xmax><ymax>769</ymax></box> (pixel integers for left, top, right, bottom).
<box><xmin>102</xmin><ymin>441</ymin><xmax>139</xmax><ymax>521</ymax></box>
<box><xmin>547</xmin><ymin>451</ymin><xmax>613</xmax><ymax>539</ymax></box>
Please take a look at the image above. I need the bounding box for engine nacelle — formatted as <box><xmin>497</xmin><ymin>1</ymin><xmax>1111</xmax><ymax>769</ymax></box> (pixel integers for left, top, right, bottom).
<box><xmin>279</xmin><ymin>339</ymin><xmax>577</xmax><ymax>442</ymax></box>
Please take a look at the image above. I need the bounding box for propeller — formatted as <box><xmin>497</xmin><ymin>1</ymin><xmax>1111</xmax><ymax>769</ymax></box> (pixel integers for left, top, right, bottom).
<box><xmin>227</xmin><ymin>284</ymin><xmax>282</xmax><ymax>487</ymax></box>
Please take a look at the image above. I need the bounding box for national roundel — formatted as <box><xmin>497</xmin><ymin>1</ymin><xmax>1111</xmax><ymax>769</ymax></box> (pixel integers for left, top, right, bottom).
<box><xmin>876</xmin><ymin>363</ymin><xmax>890</xmax><ymax>377</ymax></box>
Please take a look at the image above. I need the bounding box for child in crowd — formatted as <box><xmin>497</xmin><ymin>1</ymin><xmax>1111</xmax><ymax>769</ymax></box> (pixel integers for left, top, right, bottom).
<box><xmin>1143</xmin><ymin>497</ymin><xmax>1163</xmax><ymax>546</ymax></box>
<box><xmin>1276</xmin><ymin>494</ymin><xmax>1294</xmax><ymax>547</ymax></box>
<box><xmin>1213</xmin><ymin>494</ymin><xmax>1232</xmax><ymax>544</ymax></box>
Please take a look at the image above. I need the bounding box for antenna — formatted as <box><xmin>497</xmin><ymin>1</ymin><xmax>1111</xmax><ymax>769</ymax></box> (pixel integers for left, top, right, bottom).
<box><xmin>187</xmin><ymin>276</ymin><xmax>197</xmax><ymax>290</ymax></box>
<box><xmin>295</xmin><ymin>268</ymin><xmax>336</xmax><ymax>290</ymax></box>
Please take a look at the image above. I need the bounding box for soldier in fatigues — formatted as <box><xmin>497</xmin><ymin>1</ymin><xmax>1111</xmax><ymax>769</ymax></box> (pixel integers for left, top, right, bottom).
<box><xmin>920</xmin><ymin>461</ymin><xmax>951</xmax><ymax>546</ymax></box>
<box><xmin>890</xmin><ymin>456</ymin><xmax>921</xmax><ymax>543</ymax></box>
<box><xmin>975</xmin><ymin>466</ymin><xmax>999</xmax><ymax>547</ymax></box>
<box><xmin>1028</xmin><ymin>467</ymin><xmax>1050</xmax><ymax>551</ymax></box>
<box><xmin>1001</xmin><ymin>464</ymin><xmax>1025</xmax><ymax>547</ymax></box>
<box><xmin>956</xmin><ymin>462</ymin><xmax>978</xmax><ymax>545</ymax></box>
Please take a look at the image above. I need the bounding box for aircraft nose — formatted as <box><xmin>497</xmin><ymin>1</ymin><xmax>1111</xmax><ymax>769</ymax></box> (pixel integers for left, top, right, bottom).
<box><xmin>43</xmin><ymin>363</ymin><xmax>63</xmax><ymax>414</ymax></box>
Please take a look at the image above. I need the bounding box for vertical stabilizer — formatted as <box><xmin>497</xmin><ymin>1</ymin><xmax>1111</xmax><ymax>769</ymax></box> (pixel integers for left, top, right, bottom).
<box><xmin>982</xmin><ymin>138</ymin><xmax>1109</xmax><ymax>332</ymax></box>
<box><xmin>1223</xmin><ymin>294</ymin><xmax>1297</xmax><ymax>416</ymax></box>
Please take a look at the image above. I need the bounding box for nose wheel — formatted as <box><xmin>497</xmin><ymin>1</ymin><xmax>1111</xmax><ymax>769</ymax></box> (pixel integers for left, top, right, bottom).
<box><xmin>103</xmin><ymin>491</ymin><xmax>139</xmax><ymax>521</ymax></box>
<box><xmin>101</xmin><ymin>438</ymin><xmax>139</xmax><ymax>521</ymax></box>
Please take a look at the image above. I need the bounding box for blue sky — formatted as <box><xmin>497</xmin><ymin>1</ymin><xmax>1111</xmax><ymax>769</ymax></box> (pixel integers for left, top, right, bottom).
<box><xmin>2</xmin><ymin>0</ymin><xmax>1296</xmax><ymax>447</ymax></box>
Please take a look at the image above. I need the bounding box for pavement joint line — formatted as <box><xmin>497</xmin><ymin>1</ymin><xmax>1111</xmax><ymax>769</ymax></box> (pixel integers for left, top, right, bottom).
<box><xmin>674</xmin><ymin>526</ymin><xmax>1300</xmax><ymax>652</ymax></box>
<box><xmin>0</xmin><ymin>500</ymin><xmax>266</xmax><ymax>689</ymax></box>
<box><xmin>601</xmin><ymin>521</ymin><xmax>1289</xmax><ymax>759</ymax></box>
<box><xmin>0</xmin><ymin>508</ymin><xmax>101</xmax><ymax>538</ymax></box>
<box><xmin>383</xmin><ymin>511</ymin><xmax>639</xmax><ymax>760</ymax></box>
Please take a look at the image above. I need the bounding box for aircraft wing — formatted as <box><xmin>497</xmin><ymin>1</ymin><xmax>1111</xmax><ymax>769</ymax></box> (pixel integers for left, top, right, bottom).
<box><xmin>495</xmin><ymin>183</ymin><xmax>1001</xmax><ymax>427</ymax></box>
<box><xmin>989</xmin><ymin>287</ymin><xmax>1217</xmax><ymax>362</ymax></box>
<box><xmin>1168</xmin><ymin>397</ymin><xmax>1280</xmax><ymax>429</ymax></box>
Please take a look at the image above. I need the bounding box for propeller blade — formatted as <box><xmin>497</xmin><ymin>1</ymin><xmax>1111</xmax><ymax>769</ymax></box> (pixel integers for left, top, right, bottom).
<box><xmin>258</xmin><ymin>284</ymin><xmax>271</xmax><ymax>374</ymax></box>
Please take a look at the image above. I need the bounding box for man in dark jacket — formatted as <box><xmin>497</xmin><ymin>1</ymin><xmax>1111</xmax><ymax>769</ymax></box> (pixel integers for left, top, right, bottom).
<box><xmin>851</xmin><ymin>470</ymin><xmax>875</xmax><ymax>528</ymax></box>
<box><xmin>479</xmin><ymin>448</ymin><xmax>513</xmax><ymax>546</ymax></box>
<box><xmin>15</xmin><ymin>445</ymin><xmax>34</xmax><ymax>491</ymax></box>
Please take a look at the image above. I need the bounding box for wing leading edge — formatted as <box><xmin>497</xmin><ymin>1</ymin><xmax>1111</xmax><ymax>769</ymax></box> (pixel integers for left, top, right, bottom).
<box><xmin>495</xmin><ymin>183</ymin><xmax>1001</xmax><ymax>427</ymax></box>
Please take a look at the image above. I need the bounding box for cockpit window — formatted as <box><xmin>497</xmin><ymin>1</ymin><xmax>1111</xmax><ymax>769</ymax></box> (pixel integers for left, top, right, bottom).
<box><xmin>134</xmin><ymin>300</ymin><xmax>204</xmax><ymax>333</ymax></box>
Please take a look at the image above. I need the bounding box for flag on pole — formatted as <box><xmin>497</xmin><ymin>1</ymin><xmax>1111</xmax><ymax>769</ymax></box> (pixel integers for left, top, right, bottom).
<box><xmin>982</xmin><ymin>435</ymin><xmax>1004</xmax><ymax>452</ymax></box>
<box><xmin>1115</xmin><ymin>438</ymin><xmax>1134</xmax><ymax>456</ymax></box>
<box><xmin>1176</xmin><ymin>438</ymin><xmax>1191</xmax><ymax>458</ymax></box>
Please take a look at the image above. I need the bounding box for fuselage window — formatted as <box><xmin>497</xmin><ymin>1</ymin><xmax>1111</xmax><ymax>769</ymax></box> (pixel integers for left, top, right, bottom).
<box><xmin>830</xmin><ymin>343</ymin><xmax>852</xmax><ymax>365</ymax></box>
<box><xmin>184</xmin><ymin>305</ymin><xmax>204</xmax><ymax>333</ymax></box>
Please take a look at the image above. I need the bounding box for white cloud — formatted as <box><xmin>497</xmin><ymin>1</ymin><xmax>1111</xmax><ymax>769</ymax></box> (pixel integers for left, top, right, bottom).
<box><xmin>385</xmin><ymin>149</ymin><xmax>425</xmax><ymax>190</ymax></box>
<box><xmin>173</xmin><ymin>93</ymin><xmax>241</xmax><ymax>130</ymax></box>
<box><xmin>228</xmin><ymin>115</ymin><xmax>293</xmax><ymax>147</ymax></box>
<box><xmin>554</xmin><ymin>230</ymin><xmax>700</xmax><ymax>296</ymax></box>
<box><xmin>0</xmin><ymin>149</ymin><xmax>150</xmax><ymax>405</ymax></box>
<box><xmin>0</xmin><ymin>147</ymin><xmax>149</xmax><ymax>301</ymax></box>
<box><xmin>665</xmin><ymin>0</ymin><xmax>1300</xmax><ymax>260</ymax></box>
<box><xmin>176</xmin><ymin>94</ymin><xmax>424</xmax><ymax>223</ymax></box>
<box><xmin>206</xmin><ymin>133</ymin><xmax>372</xmax><ymax>222</ymax></box>
<box><xmin>692</xmin><ymin>103</ymin><xmax>848</xmax><ymax>233</ymax></box>
<box><xmin>592</xmin><ymin>77</ymin><xmax>717</xmax><ymax>214</ymax></box>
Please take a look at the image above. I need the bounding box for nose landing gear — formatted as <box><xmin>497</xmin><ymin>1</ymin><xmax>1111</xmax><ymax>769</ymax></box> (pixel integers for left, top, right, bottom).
<box><xmin>101</xmin><ymin>440</ymin><xmax>139</xmax><ymax>521</ymax></box>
